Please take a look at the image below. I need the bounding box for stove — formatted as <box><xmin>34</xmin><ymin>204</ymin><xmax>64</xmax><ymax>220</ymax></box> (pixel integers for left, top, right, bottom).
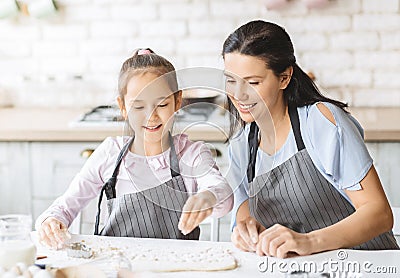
<box><xmin>70</xmin><ymin>103</ymin><xmax>228</xmax><ymax>130</ymax></box>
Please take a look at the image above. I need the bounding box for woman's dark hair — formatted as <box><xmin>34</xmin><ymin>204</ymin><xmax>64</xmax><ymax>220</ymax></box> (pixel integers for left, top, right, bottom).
<box><xmin>222</xmin><ymin>20</ymin><xmax>348</xmax><ymax>138</ymax></box>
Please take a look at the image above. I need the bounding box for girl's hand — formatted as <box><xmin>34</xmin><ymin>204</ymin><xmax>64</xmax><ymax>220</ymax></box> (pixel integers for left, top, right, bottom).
<box><xmin>256</xmin><ymin>224</ymin><xmax>314</xmax><ymax>258</ymax></box>
<box><xmin>38</xmin><ymin>217</ymin><xmax>71</xmax><ymax>249</ymax></box>
<box><xmin>178</xmin><ymin>190</ymin><xmax>217</xmax><ymax>235</ymax></box>
<box><xmin>232</xmin><ymin>216</ymin><xmax>266</xmax><ymax>252</ymax></box>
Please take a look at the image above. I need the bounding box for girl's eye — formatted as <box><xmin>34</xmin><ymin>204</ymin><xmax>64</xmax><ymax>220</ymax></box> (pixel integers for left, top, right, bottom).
<box><xmin>248</xmin><ymin>81</ymin><xmax>260</xmax><ymax>85</ymax></box>
<box><xmin>226</xmin><ymin>79</ymin><xmax>236</xmax><ymax>83</ymax></box>
<box><xmin>158</xmin><ymin>103</ymin><xmax>168</xmax><ymax>108</ymax></box>
<box><xmin>133</xmin><ymin>106</ymin><xmax>144</xmax><ymax>110</ymax></box>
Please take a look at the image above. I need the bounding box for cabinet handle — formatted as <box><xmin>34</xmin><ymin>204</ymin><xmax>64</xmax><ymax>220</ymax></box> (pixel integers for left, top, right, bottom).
<box><xmin>80</xmin><ymin>149</ymin><xmax>95</xmax><ymax>158</ymax></box>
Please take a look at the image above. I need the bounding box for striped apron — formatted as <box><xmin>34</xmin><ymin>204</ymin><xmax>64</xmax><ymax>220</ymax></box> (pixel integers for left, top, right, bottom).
<box><xmin>94</xmin><ymin>134</ymin><xmax>200</xmax><ymax>240</ymax></box>
<box><xmin>246</xmin><ymin>106</ymin><xmax>399</xmax><ymax>250</ymax></box>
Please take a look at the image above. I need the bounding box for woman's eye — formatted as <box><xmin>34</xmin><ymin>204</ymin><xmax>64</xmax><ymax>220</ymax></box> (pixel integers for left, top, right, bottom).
<box><xmin>226</xmin><ymin>79</ymin><xmax>236</xmax><ymax>83</ymax></box>
<box><xmin>133</xmin><ymin>106</ymin><xmax>144</xmax><ymax>110</ymax></box>
<box><xmin>248</xmin><ymin>81</ymin><xmax>260</xmax><ymax>85</ymax></box>
<box><xmin>158</xmin><ymin>103</ymin><xmax>168</xmax><ymax>108</ymax></box>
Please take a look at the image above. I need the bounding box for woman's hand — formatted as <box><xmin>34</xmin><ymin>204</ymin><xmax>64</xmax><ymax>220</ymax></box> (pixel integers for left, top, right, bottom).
<box><xmin>38</xmin><ymin>217</ymin><xmax>71</xmax><ymax>249</ymax></box>
<box><xmin>178</xmin><ymin>190</ymin><xmax>217</xmax><ymax>235</ymax></box>
<box><xmin>232</xmin><ymin>216</ymin><xmax>266</xmax><ymax>252</ymax></box>
<box><xmin>256</xmin><ymin>224</ymin><xmax>314</xmax><ymax>258</ymax></box>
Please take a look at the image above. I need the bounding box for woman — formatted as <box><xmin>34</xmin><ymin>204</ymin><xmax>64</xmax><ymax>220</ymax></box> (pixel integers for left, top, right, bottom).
<box><xmin>223</xmin><ymin>20</ymin><xmax>399</xmax><ymax>258</ymax></box>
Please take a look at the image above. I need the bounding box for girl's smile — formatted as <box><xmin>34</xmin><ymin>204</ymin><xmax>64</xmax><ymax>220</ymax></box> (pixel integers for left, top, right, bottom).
<box><xmin>143</xmin><ymin>123</ymin><xmax>162</xmax><ymax>132</ymax></box>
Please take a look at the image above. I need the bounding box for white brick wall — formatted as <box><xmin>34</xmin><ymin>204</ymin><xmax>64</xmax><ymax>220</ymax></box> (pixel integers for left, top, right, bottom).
<box><xmin>0</xmin><ymin>0</ymin><xmax>398</xmax><ymax>107</ymax></box>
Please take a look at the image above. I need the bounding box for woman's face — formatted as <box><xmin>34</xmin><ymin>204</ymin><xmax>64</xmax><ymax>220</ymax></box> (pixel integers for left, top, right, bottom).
<box><xmin>118</xmin><ymin>72</ymin><xmax>181</xmax><ymax>144</ymax></box>
<box><xmin>223</xmin><ymin>52</ymin><xmax>291</xmax><ymax>123</ymax></box>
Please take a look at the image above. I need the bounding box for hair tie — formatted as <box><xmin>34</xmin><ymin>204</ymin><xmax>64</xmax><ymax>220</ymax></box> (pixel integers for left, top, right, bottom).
<box><xmin>138</xmin><ymin>49</ymin><xmax>152</xmax><ymax>55</ymax></box>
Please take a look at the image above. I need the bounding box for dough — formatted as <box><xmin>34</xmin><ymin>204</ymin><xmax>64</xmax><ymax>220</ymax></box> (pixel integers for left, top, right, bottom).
<box><xmin>127</xmin><ymin>247</ymin><xmax>237</xmax><ymax>272</ymax></box>
<box><xmin>56</xmin><ymin>237</ymin><xmax>238</xmax><ymax>273</ymax></box>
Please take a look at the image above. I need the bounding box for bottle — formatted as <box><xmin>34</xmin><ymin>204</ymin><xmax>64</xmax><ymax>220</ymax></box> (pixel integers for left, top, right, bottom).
<box><xmin>0</xmin><ymin>214</ymin><xmax>37</xmax><ymax>269</ymax></box>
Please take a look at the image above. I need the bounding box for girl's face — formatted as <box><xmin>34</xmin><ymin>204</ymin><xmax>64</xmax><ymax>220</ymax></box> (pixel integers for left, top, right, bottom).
<box><xmin>118</xmin><ymin>72</ymin><xmax>181</xmax><ymax>144</ymax></box>
<box><xmin>223</xmin><ymin>52</ymin><xmax>292</xmax><ymax>123</ymax></box>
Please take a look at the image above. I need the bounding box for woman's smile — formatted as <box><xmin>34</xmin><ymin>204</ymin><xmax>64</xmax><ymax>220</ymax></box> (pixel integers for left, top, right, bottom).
<box><xmin>237</xmin><ymin>102</ymin><xmax>257</xmax><ymax>113</ymax></box>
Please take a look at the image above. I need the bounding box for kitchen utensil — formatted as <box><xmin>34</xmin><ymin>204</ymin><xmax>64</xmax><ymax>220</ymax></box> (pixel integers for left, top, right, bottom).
<box><xmin>0</xmin><ymin>0</ymin><xmax>19</xmax><ymax>19</ymax></box>
<box><xmin>66</xmin><ymin>242</ymin><xmax>93</xmax><ymax>259</ymax></box>
<box><xmin>182</xmin><ymin>89</ymin><xmax>220</xmax><ymax>107</ymax></box>
<box><xmin>28</xmin><ymin>0</ymin><xmax>57</xmax><ymax>18</ymax></box>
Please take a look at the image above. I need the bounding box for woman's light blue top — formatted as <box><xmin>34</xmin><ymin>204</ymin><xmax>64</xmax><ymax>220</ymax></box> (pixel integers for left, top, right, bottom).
<box><xmin>227</xmin><ymin>102</ymin><xmax>373</xmax><ymax>229</ymax></box>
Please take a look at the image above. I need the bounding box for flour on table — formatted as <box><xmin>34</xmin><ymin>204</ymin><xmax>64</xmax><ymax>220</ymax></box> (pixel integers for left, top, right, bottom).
<box><xmin>89</xmin><ymin>239</ymin><xmax>237</xmax><ymax>272</ymax></box>
<box><xmin>127</xmin><ymin>247</ymin><xmax>237</xmax><ymax>272</ymax></box>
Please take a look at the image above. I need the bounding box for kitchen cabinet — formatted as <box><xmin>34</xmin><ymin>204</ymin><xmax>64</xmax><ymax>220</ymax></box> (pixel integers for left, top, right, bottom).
<box><xmin>367</xmin><ymin>143</ymin><xmax>400</xmax><ymax>244</ymax></box>
<box><xmin>30</xmin><ymin>142</ymin><xmax>101</xmax><ymax>234</ymax></box>
<box><xmin>366</xmin><ymin>143</ymin><xmax>400</xmax><ymax>207</ymax></box>
<box><xmin>0</xmin><ymin>142</ymin><xmax>31</xmax><ymax>215</ymax></box>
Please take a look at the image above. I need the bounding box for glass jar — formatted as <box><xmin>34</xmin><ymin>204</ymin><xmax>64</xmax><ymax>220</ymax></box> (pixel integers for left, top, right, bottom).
<box><xmin>0</xmin><ymin>214</ymin><xmax>37</xmax><ymax>269</ymax></box>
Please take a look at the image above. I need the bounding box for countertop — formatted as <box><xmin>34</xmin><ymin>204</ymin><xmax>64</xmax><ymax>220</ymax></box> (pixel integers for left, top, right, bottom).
<box><xmin>32</xmin><ymin>233</ymin><xmax>400</xmax><ymax>277</ymax></box>
<box><xmin>0</xmin><ymin>107</ymin><xmax>228</xmax><ymax>142</ymax></box>
<box><xmin>0</xmin><ymin>107</ymin><xmax>399</xmax><ymax>142</ymax></box>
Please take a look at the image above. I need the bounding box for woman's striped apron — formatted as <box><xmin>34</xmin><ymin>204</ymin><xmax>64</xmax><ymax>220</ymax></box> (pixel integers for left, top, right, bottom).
<box><xmin>246</xmin><ymin>106</ymin><xmax>398</xmax><ymax>250</ymax></box>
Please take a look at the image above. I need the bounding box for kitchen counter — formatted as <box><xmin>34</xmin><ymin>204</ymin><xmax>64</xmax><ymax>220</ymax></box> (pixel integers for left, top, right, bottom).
<box><xmin>0</xmin><ymin>107</ymin><xmax>399</xmax><ymax>142</ymax></box>
<box><xmin>0</xmin><ymin>107</ymin><xmax>229</xmax><ymax>142</ymax></box>
<box><xmin>32</xmin><ymin>233</ymin><xmax>400</xmax><ymax>277</ymax></box>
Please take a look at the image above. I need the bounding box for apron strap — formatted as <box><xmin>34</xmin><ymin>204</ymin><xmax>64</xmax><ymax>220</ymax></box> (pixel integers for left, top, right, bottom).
<box><xmin>169</xmin><ymin>132</ymin><xmax>180</xmax><ymax>178</ymax></box>
<box><xmin>288</xmin><ymin>105</ymin><xmax>305</xmax><ymax>151</ymax></box>
<box><xmin>94</xmin><ymin>137</ymin><xmax>133</xmax><ymax>235</ymax></box>
<box><xmin>246</xmin><ymin>106</ymin><xmax>305</xmax><ymax>183</ymax></box>
<box><xmin>108</xmin><ymin>137</ymin><xmax>134</xmax><ymax>198</ymax></box>
<box><xmin>247</xmin><ymin>121</ymin><xmax>259</xmax><ymax>183</ymax></box>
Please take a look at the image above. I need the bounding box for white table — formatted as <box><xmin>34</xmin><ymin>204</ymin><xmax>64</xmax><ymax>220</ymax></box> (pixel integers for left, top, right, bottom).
<box><xmin>32</xmin><ymin>233</ymin><xmax>400</xmax><ymax>277</ymax></box>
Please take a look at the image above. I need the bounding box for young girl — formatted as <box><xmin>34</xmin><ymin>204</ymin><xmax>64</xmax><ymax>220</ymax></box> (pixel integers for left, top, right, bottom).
<box><xmin>223</xmin><ymin>20</ymin><xmax>399</xmax><ymax>258</ymax></box>
<box><xmin>36</xmin><ymin>48</ymin><xmax>233</xmax><ymax>249</ymax></box>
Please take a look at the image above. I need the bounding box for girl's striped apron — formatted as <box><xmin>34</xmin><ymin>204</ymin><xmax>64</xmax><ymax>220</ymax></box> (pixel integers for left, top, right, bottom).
<box><xmin>94</xmin><ymin>134</ymin><xmax>200</xmax><ymax>240</ymax></box>
<box><xmin>246</xmin><ymin>106</ymin><xmax>398</xmax><ymax>250</ymax></box>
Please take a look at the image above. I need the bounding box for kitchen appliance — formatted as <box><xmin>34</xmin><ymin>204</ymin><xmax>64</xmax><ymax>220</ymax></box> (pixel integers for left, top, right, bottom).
<box><xmin>71</xmin><ymin>105</ymin><xmax>124</xmax><ymax>127</ymax></box>
<box><xmin>70</xmin><ymin>89</ymin><xmax>226</xmax><ymax>127</ymax></box>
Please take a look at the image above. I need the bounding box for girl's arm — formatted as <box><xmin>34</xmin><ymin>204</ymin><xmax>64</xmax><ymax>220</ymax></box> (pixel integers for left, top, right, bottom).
<box><xmin>178</xmin><ymin>140</ymin><xmax>234</xmax><ymax>234</ymax></box>
<box><xmin>186</xmin><ymin>141</ymin><xmax>234</xmax><ymax>217</ymax></box>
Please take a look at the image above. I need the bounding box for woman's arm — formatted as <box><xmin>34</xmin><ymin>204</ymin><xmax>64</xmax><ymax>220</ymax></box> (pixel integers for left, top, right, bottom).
<box><xmin>308</xmin><ymin>165</ymin><xmax>393</xmax><ymax>252</ymax></box>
